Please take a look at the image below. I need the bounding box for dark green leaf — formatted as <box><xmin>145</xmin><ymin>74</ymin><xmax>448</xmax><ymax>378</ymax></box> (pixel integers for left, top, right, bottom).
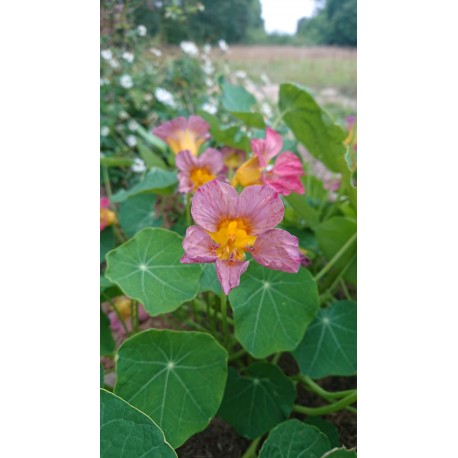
<box><xmin>322</xmin><ymin>448</ymin><xmax>357</xmax><ymax>457</ymax></box>
<box><xmin>118</xmin><ymin>194</ymin><xmax>162</xmax><ymax>237</ymax></box>
<box><xmin>218</xmin><ymin>362</ymin><xmax>295</xmax><ymax>439</ymax></box>
<box><xmin>199</xmin><ymin>263</ymin><xmax>221</xmax><ymax>295</ymax></box>
<box><xmin>305</xmin><ymin>417</ymin><xmax>340</xmax><ymax>448</ymax></box>
<box><xmin>259</xmin><ymin>419</ymin><xmax>331</xmax><ymax>458</ymax></box>
<box><xmin>115</xmin><ymin>330</ymin><xmax>228</xmax><ymax>448</ymax></box>
<box><xmin>293</xmin><ymin>301</ymin><xmax>357</xmax><ymax>378</ymax></box>
<box><xmin>101</xmin><ymin>226</ymin><xmax>116</xmax><ymax>264</ymax></box>
<box><xmin>229</xmin><ymin>263</ymin><xmax>319</xmax><ymax>358</ymax></box>
<box><xmin>106</xmin><ymin>228</ymin><xmax>202</xmax><ymax>316</ymax></box>
<box><xmin>100</xmin><ymin>389</ymin><xmax>176</xmax><ymax>457</ymax></box>
<box><xmin>100</xmin><ymin>309</ymin><xmax>115</xmax><ymax>356</ymax></box>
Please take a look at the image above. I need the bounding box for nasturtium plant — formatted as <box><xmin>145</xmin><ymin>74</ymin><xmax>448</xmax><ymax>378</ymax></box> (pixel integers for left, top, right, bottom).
<box><xmin>114</xmin><ymin>329</ymin><xmax>228</xmax><ymax>448</ymax></box>
<box><xmin>218</xmin><ymin>362</ymin><xmax>296</xmax><ymax>439</ymax></box>
<box><xmin>100</xmin><ymin>33</ymin><xmax>357</xmax><ymax>453</ymax></box>
<box><xmin>100</xmin><ymin>389</ymin><xmax>176</xmax><ymax>457</ymax></box>
<box><xmin>322</xmin><ymin>449</ymin><xmax>357</xmax><ymax>458</ymax></box>
<box><xmin>258</xmin><ymin>419</ymin><xmax>332</xmax><ymax>458</ymax></box>
<box><xmin>106</xmin><ymin>228</ymin><xmax>202</xmax><ymax>316</ymax></box>
<box><xmin>229</xmin><ymin>263</ymin><xmax>319</xmax><ymax>358</ymax></box>
<box><xmin>293</xmin><ymin>301</ymin><xmax>357</xmax><ymax>378</ymax></box>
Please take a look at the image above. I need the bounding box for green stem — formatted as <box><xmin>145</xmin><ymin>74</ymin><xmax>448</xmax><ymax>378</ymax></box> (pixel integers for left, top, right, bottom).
<box><xmin>102</xmin><ymin>165</ymin><xmax>113</xmax><ymax>201</ymax></box>
<box><xmin>241</xmin><ymin>437</ymin><xmax>261</xmax><ymax>458</ymax></box>
<box><xmin>340</xmin><ymin>278</ymin><xmax>353</xmax><ymax>301</ymax></box>
<box><xmin>193</xmin><ymin>298</ymin><xmax>234</xmax><ymax>325</ymax></box>
<box><xmin>314</xmin><ymin>232</ymin><xmax>357</xmax><ymax>282</ymax></box>
<box><xmin>297</xmin><ymin>375</ymin><xmax>355</xmax><ymax>400</ymax></box>
<box><xmin>109</xmin><ymin>301</ymin><xmax>129</xmax><ymax>336</ymax></box>
<box><xmin>271</xmin><ymin>352</ymin><xmax>282</xmax><ymax>365</ymax></box>
<box><xmin>186</xmin><ymin>193</ymin><xmax>191</xmax><ymax>226</ymax></box>
<box><xmin>293</xmin><ymin>391</ymin><xmax>357</xmax><ymax>416</ymax></box>
<box><xmin>228</xmin><ymin>348</ymin><xmax>247</xmax><ymax>362</ymax></box>
<box><xmin>325</xmin><ymin>257</ymin><xmax>353</xmax><ymax>297</ymax></box>
<box><xmin>220</xmin><ymin>293</ymin><xmax>229</xmax><ymax>344</ymax></box>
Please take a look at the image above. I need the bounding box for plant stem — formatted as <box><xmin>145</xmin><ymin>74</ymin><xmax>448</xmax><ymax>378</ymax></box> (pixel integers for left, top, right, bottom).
<box><xmin>314</xmin><ymin>232</ymin><xmax>357</xmax><ymax>282</ymax></box>
<box><xmin>102</xmin><ymin>165</ymin><xmax>113</xmax><ymax>201</ymax></box>
<box><xmin>220</xmin><ymin>293</ymin><xmax>229</xmax><ymax>344</ymax></box>
<box><xmin>228</xmin><ymin>348</ymin><xmax>247</xmax><ymax>362</ymax></box>
<box><xmin>193</xmin><ymin>298</ymin><xmax>234</xmax><ymax>325</ymax></box>
<box><xmin>186</xmin><ymin>192</ymin><xmax>191</xmax><ymax>226</ymax></box>
<box><xmin>293</xmin><ymin>391</ymin><xmax>357</xmax><ymax>416</ymax></box>
<box><xmin>241</xmin><ymin>437</ymin><xmax>261</xmax><ymax>458</ymax></box>
<box><xmin>340</xmin><ymin>278</ymin><xmax>353</xmax><ymax>301</ymax></box>
<box><xmin>109</xmin><ymin>301</ymin><xmax>129</xmax><ymax>336</ymax></box>
<box><xmin>296</xmin><ymin>375</ymin><xmax>355</xmax><ymax>400</ymax></box>
<box><xmin>271</xmin><ymin>352</ymin><xmax>282</xmax><ymax>365</ymax></box>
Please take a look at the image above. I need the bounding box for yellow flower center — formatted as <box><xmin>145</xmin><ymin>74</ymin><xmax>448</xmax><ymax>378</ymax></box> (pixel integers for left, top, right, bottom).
<box><xmin>190</xmin><ymin>167</ymin><xmax>216</xmax><ymax>190</ymax></box>
<box><xmin>208</xmin><ymin>219</ymin><xmax>257</xmax><ymax>261</ymax></box>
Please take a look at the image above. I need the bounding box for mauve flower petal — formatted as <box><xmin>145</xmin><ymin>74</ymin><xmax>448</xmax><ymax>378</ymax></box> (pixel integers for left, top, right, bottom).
<box><xmin>152</xmin><ymin>116</ymin><xmax>187</xmax><ymax>141</ymax></box>
<box><xmin>252</xmin><ymin>229</ymin><xmax>301</xmax><ymax>273</ymax></box>
<box><xmin>272</xmin><ymin>152</ymin><xmax>304</xmax><ymax>177</ymax></box>
<box><xmin>176</xmin><ymin>149</ymin><xmax>196</xmax><ymax>173</ymax></box>
<box><xmin>181</xmin><ymin>225</ymin><xmax>218</xmax><ymax>263</ymax></box>
<box><xmin>216</xmin><ymin>259</ymin><xmax>249</xmax><ymax>295</ymax></box>
<box><xmin>262</xmin><ymin>152</ymin><xmax>305</xmax><ymax>196</ymax></box>
<box><xmin>191</xmin><ymin>180</ymin><xmax>238</xmax><ymax>232</ymax></box>
<box><xmin>237</xmin><ymin>185</ymin><xmax>284</xmax><ymax>234</ymax></box>
<box><xmin>251</xmin><ymin>127</ymin><xmax>283</xmax><ymax>167</ymax></box>
<box><xmin>187</xmin><ymin>115</ymin><xmax>211</xmax><ymax>141</ymax></box>
<box><xmin>178</xmin><ymin>172</ymin><xmax>194</xmax><ymax>193</ymax></box>
<box><xmin>198</xmin><ymin>148</ymin><xmax>224</xmax><ymax>174</ymax></box>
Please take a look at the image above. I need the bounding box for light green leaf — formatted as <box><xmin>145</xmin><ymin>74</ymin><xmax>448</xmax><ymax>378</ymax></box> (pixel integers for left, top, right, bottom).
<box><xmin>222</xmin><ymin>82</ymin><xmax>256</xmax><ymax>112</ymax></box>
<box><xmin>229</xmin><ymin>263</ymin><xmax>319</xmax><ymax>358</ymax></box>
<box><xmin>137</xmin><ymin>143</ymin><xmax>167</xmax><ymax>169</ymax></box>
<box><xmin>100</xmin><ymin>156</ymin><xmax>134</xmax><ymax>168</ymax></box>
<box><xmin>218</xmin><ymin>362</ymin><xmax>295</xmax><ymax>439</ymax></box>
<box><xmin>231</xmin><ymin>111</ymin><xmax>265</xmax><ymax>129</ymax></box>
<box><xmin>322</xmin><ymin>448</ymin><xmax>357</xmax><ymax>458</ymax></box>
<box><xmin>114</xmin><ymin>330</ymin><xmax>228</xmax><ymax>448</ymax></box>
<box><xmin>100</xmin><ymin>309</ymin><xmax>115</xmax><ymax>356</ymax></box>
<box><xmin>279</xmin><ymin>83</ymin><xmax>347</xmax><ymax>174</ymax></box>
<box><xmin>315</xmin><ymin>217</ymin><xmax>356</xmax><ymax>284</ymax></box>
<box><xmin>100</xmin><ymin>389</ymin><xmax>176</xmax><ymax>457</ymax></box>
<box><xmin>135</xmin><ymin>124</ymin><xmax>167</xmax><ymax>153</ymax></box>
<box><xmin>293</xmin><ymin>301</ymin><xmax>357</xmax><ymax>378</ymax></box>
<box><xmin>111</xmin><ymin>168</ymin><xmax>178</xmax><ymax>203</ymax></box>
<box><xmin>106</xmin><ymin>228</ymin><xmax>202</xmax><ymax>316</ymax></box>
<box><xmin>118</xmin><ymin>194</ymin><xmax>162</xmax><ymax>237</ymax></box>
<box><xmin>259</xmin><ymin>420</ymin><xmax>331</xmax><ymax>458</ymax></box>
<box><xmin>199</xmin><ymin>263</ymin><xmax>221</xmax><ymax>295</ymax></box>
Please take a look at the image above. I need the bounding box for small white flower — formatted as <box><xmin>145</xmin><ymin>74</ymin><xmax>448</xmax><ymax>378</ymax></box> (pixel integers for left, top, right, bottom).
<box><xmin>137</xmin><ymin>25</ymin><xmax>147</xmax><ymax>37</ymax></box>
<box><xmin>235</xmin><ymin>70</ymin><xmax>247</xmax><ymax>79</ymax></box>
<box><xmin>202</xmin><ymin>102</ymin><xmax>217</xmax><ymax>115</ymax></box>
<box><xmin>116</xmin><ymin>124</ymin><xmax>124</xmax><ymax>133</ymax></box>
<box><xmin>122</xmin><ymin>51</ymin><xmax>135</xmax><ymax>63</ymax></box>
<box><xmin>120</xmin><ymin>74</ymin><xmax>133</xmax><ymax>89</ymax></box>
<box><xmin>131</xmin><ymin>157</ymin><xmax>146</xmax><ymax>173</ymax></box>
<box><xmin>101</xmin><ymin>49</ymin><xmax>112</xmax><ymax>60</ymax></box>
<box><xmin>144</xmin><ymin>93</ymin><xmax>153</xmax><ymax>102</ymax></box>
<box><xmin>203</xmin><ymin>43</ymin><xmax>211</xmax><ymax>54</ymax></box>
<box><xmin>126</xmin><ymin>135</ymin><xmax>137</xmax><ymax>147</ymax></box>
<box><xmin>205</xmin><ymin>77</ymin><xmax>214</xmax><ymax>87</ymax></box>
<box><xmin>149</xmin><ymin>47</ymin><xmax>162</xmax><ymax>57</ymax></box>
<box><xmin>218</xmin><ymin>39</ymin><xmax>229</xmax><ymax>52</ymax></box>
<box><xmin>261</xmin><ymin>102</ymin><xmax>272</xmax><ymax>117</ymax></box>
<box><xmin>128</xmin><ymin>120</ymin><xmax>138</xmax><ymax>131</ymax></box>
<box><xmin>202</xmin><ymin>59</ymin><xmax>214</xmax><ymax>75</ymax></box>
<box><xmin>155</xmin><ymin>87</ymin><xmax>176</xmax><ymax>107</ymax></box>
<box><xmin>100</xmin><ymin>78</ymin><xmax>110</xmax><ymax>86</ymax></box>
<box><xmin>260</xmin><ymin>73</ymin><xmax>270</xmax><ymax>85</ymax></box>
<box><xmin>119</xmin><ymin>111</ymin><xmax>129</xmax><ymax>120</ymax></box>
<box><xmin>180</xmin><ymin>41</ymin><xmax>199</xmax><ymax>57</ymax></box>
<box><xmin>101</xmin><ymin>126</ymin><xmax>109</xmax><ymax>137</ymax></box>
<box><xmin>109</xmin><ymin>59</ymin><xmax>119</xmax><ymax>69</ymax></box>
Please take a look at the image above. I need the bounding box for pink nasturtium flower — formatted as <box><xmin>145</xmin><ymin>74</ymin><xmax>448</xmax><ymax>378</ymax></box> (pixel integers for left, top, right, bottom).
<box><xmin>176</xmin><ymin>148</ymin><xmax>224</xmax><ymax>193</ymax></box>
<box><xmin>220</xmin><ymin>146</ymin><xmax>246</xmax><ymax>173</ymax></box>
<box><xmin>231</xmin><ymin>127</ymin><xmax>305</xmax><ymax>196</ymax></box>
<box><xmin>181</xmin><ymin>180</ymin><xmax>301</xmax><ymax>294</ymax></box>
<box><xmin>100</xmin><ymin>197</ymin><xmax>117</xmax><ymax>231</ymax></box>
<box><xmin>153</xmin><ymin>115</ymin><xmax>210</xmax><ymax>156</ymax></box>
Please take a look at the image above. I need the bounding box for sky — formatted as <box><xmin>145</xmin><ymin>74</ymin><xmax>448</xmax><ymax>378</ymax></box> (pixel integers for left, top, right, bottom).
<box><xmin>261</xmin><ymin>0</ymin><xmax>316</xmax><ymax>35</ymax></box>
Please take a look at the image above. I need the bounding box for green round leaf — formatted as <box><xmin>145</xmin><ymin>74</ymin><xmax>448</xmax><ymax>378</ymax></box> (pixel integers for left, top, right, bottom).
<box><xmin>199</xmin><ymin>263</ymin><xmax>221</xmax><ymax>295</ymax></box>
<box><xmin>118</xmin><ymin>194</ymin><xmax>162</xmax><ymax>237</ymax></box>
<box><xmin>106</xmin><ymin>228</ymin><xmax>202</xmax><ymax>316</ymax></box>
<box><xmin>100</xmin><ymin>389</ymin><xmax>176</xmax><ymax>458</ymax></box>
<box><xmin>305</xmin><ymin>417</ymin><xmax>340</xmax><ymax>448</ymax></box>
<box><xmin>100</xmin><ymin>309</ymin><xmax>115</xmax><ymax>356</ymax></box>
<box><xmin>218</xmin><ymin>362</ymin><xmax>295</xmax><ymax>439</ymax></box>
<box><xmin>114</xmin><ymin>329</ymin><xmax>228</xmax><ymax>448</ymax></box>
<box><xmin>259</xmin><ymin>419</ymin><xmax>331</xmax><ymax>458</ymax></box>
<box><xmin>229</xmin><ymin>263</ymin><xmax>319</xmax><ymax>358</ymax></box>
<box><xmin>293</xmin><ymin>301</ymin><xmax>357</xmax><ymax>378</ymax></box>
<box><xmin>322</xmin><ymin>448</ymin><xmax>357</xmax><ymax>458</ymax></box>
